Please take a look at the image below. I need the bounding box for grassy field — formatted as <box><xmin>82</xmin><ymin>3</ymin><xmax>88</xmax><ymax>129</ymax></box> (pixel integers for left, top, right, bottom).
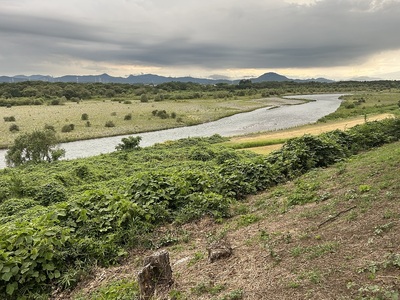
<box><xmin>0</xmin><ymin>97</ymin><xmax>297</xmax><ymax>149</ymax></box>
<box><xmin>320</xmin><ymin>91</ymin><xmax>400</xmax><ymax>121</ymax></box>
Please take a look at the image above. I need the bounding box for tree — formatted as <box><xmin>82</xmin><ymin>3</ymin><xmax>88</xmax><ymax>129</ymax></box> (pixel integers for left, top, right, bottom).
<box><xmin>115</xmin><ymin>136</ymin><xmax>142</xmax><ymax>151</ymax></box>
<box><xmin>6</xmin><ymin>130</ymin><xmax>65</xmax><ymax>167</ymax></box>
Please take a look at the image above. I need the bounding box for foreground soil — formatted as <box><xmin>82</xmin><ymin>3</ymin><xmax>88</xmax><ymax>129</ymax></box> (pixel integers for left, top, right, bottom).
<box><xmin>60</xmin><ymin>141</ymin><xmax>400</xmax><ymax>300</ymax></box>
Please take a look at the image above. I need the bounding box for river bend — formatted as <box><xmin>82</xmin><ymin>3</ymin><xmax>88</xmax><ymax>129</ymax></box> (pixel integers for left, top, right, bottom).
<box><xmin>0</xmin><ymin>94</ymin><xmax>343</xmax><ymax>169</ymax></box>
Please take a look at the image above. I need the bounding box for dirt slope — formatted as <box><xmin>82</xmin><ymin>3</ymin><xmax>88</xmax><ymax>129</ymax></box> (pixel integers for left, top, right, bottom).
<box><xmin>64</xmin><ymin>141</ymin><xmax>400</xmax><ymax>300</ymax></box>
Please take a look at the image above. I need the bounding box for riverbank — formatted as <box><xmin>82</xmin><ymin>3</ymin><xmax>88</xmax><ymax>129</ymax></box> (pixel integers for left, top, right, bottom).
<box><xmin>0</xmin><ymin>94</ymin><xmax>343</xmax><ymax>168</ymax></box>
<box><xmin>225</xmin><ymin>113</ymin><xmax>395</xmax><ymax>154</ymax></box>
<box><xmin>0</xmin><ymin>97</ymin><xmax>304</xmax><ymax>149</ymax></box>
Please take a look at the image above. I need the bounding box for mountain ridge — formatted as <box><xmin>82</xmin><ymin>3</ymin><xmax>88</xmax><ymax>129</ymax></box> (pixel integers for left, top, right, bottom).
<box><xmin>0</xmin><ymin>72</ymin><xmax>334</xmax><ymax>84</ymax></box>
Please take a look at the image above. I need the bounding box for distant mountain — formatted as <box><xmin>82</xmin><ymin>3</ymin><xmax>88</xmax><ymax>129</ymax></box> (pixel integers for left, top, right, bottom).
<box><xmin>251</xmin><ymin>72</ymin><xmax>291</xmax><ymax>82</ymax></box>
<box><xmin>0</xmin><ymin>72</ymin><xmax>334</xmax><ymax>84</ymax></box>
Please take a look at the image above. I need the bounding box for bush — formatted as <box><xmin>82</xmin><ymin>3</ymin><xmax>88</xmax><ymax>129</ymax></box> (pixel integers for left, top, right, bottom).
<box><xmin>9</xmin><ymin>123</ymin><xmax>20</xmax><ymax>132</ymax></box>
<box><xmin>115</xmin><ymin>136</ymin><xmax>141</xmax><ymax>151</ymax></box>
<box><xmin>50</xmin><ymin>99</ymin><xmax>63</xmax><ymax>105</ymax></box>
<box><xmin>0</xmin><ymin>198</ymin><xmax>37</xmax><ymax>218</ymax></box>
<box><xmin>154</xmin><ymin>94</ymin><xmax>164</xmax><ymax>102</ymax></box>
<box><xmin>3</xmin><ymin>116</ymin><xmax>16</xmax><ymax>122</ymax></box>
<box><xmin>34</xmin><ymin>182</ymin><xmax>68</xmax><ymax>206</ymax></box>
<box><xmin>140</xmin><ymin>94</ymin><xmax>149</xmax><ymax>103</ymax></box>
<box><xmin>105</xmin><ymin>121</ymin><xmax>116</xmax><ymax>127</ymax></box>
<box><xmin>157</xmin><ymin>110</ymin><xmax>169</xmax><ymax>119</ymax></box>
<box><xmin>124</xmin><ymin>113</ymin><xmax>132</xmax><ymax>120</ymax></box>
<box><xmin>81</xmin><ymin>113</ymin><xmax>89</xmax><ymax>121</ymax></box>
<box><xmin>61</xmin><ymin>124</ymin><xmax>75</xmax><ymax>133</ymax></box>
<box><xmin>44</xmin><ymin>124</ymin><xmax>55</xmax><ymax>131</ymax></box>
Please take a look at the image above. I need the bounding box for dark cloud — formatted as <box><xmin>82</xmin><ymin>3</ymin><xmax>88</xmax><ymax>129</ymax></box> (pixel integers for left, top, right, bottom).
<box><xmin>0</xmin><ymin>0</ymin><xmax>399</xmax><ymax>75</ymax></box>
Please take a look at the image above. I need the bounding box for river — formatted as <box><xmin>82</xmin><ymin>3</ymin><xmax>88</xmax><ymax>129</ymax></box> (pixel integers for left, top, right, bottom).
<box><xmin>0</xmin><ymin>94</ymin><xmax>343</xmax><ymax>169</ymax></box>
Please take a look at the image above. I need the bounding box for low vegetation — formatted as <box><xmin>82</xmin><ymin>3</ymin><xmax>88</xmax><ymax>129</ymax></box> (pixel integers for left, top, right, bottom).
<box><xmin>0</xmin><ymin>116</ymin><xmax>399</xmax><ymax>299</ymax></box>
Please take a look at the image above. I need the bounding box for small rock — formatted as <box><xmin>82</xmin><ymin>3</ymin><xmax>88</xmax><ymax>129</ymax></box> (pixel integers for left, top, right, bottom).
<box><xmin>207</xmin><ymin>239</ymin><xmax>233</xmax><ymax>263</ymax></box>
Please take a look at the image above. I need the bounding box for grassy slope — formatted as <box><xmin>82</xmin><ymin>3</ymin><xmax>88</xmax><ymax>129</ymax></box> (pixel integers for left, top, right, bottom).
<box><xmin>67</xmin><ymin>141</ymin><xmax>400</xmax><ymax>300</ymax></box>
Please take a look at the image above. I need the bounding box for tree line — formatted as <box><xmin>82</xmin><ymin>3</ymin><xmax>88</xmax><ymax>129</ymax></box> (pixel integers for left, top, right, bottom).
<box><xmin>0</xmin><ymin>80</ymin><xmax>399</xmax><ymax>105</ymax></box>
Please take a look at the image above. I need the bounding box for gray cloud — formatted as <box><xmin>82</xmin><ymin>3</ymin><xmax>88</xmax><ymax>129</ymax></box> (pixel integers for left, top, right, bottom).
<box><xmin>0</xmin><ymin>0</ymin><xmax>400</xmax><ymax>75</ymax></box>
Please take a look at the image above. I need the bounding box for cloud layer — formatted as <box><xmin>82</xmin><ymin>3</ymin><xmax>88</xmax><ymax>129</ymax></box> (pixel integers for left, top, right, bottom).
<box><xmin>1</xmin><ymin>0</ymin><xmax>399</xmax><ymax>77</ymax></box>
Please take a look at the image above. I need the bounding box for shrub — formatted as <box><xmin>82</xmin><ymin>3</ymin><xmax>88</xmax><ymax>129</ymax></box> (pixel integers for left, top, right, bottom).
<box><xmin>0</xmin><ymin>198</ymin><xmax>37</xmax><ymax>218</ymax></box>
<box><xmin>34</xmin><ymin>182</ymin><xmax>68</xmax><ymax>206</ymax></box>
<box><xmin>9</xmin><ymin>123</ymin><xmax>20</xmax><ymax>132</ymax></box>
<box><xmin>154</xmin><ymin>94</ymin><xmax>164</xmax><ymax>102</ymax></box>
<box><xmin>44</xmin><ymin>124</ymin><xmax>55</xmax><ymax>131</ymax></box>
<box><xmin>74</xmin><ymin>164</ymin><xmax>91</xmax><ymax>179</ymax></box>
<box><xmin>61</xmin><ymin>124</ymin><xmax>75</xmax><ymax>132</ymax></box>
<box><xmin>140</xmin><ymin>94</ymin><xmax>149</xmax><ymax>103</ymax></box>
<box><xmin>115</xmin><ymin>136</ymin><xmax>142</xmax><ymax>151</ymax></box>
<box><xmin>157</xmin><ymin>110</ymin><xmax>169</xmax><ymax>119</ymax></box>
<box><xmin>105</xmin><ymin>120</ymin><xmax>116</xmax><ymax>127</ymax></box>
<box><xmin>81</xmin><ymin>113</ymin><xmax>89</xmax><ymax>121</ymax></box>
<box><xmin>85</xmin><ymin>121</ymin><xmax>91</xmax><ymax>127</ymax></box>
<box><xmin>111</xmin><ymin>112</ymin><xmax>117</xmax><ymax>116</ymax></box>
<box><xmin>124</xmin><ymin>113</ymin><xmax>132</xmax><ymax>120</ymax></box>
<box><xmin>171</xmin><ymin>112</ymin><xmax>177</xmax><ymax>119</ymax></box>
<box><xmin>175</xmin><ymin>192</ymin><xmax>231</xmax><ymax>224</ymax></box>
<box><xmin>50</xmin><ymin>98</ymin><xmax>63</xmax><ymax>105</ymax></box>
<box><xmin>123</xmin><ymin>100</ymin><xmax>132</xmax><ymax>104</ymax></box>
<box><xmin>3</xmin><ymin>116</ymin><xmax>16</xmax><ymax>122</ymax></box>
<box><xmin>344</xmin><ymin>102</ymin><xmax>355</xmax><ymax>109</ymax></box>
<box><xmin>189</xmin><ymin>146</ymin><xmax>215</xmax><ymax>161</ymax></box>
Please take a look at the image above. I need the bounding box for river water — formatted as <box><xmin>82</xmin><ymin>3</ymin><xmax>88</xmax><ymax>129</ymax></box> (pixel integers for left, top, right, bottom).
<box><xmin>0</xmin><ymin>94</ymin><xmax>343</xmax><ymax>169</ymax></box>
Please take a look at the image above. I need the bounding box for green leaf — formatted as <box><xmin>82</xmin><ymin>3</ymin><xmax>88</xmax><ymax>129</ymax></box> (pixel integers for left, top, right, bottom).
<box><xmin>6</xmin><ymin>282</ymin><xmax>18</xmax><ymax>295</ymax></box>
<box><xmin>11</xmin><ymin>265</ymin><xmax>19</xmax><ymax>275</ymax></box>
<box><xmin>43</xmin><ymin>263</ymin><xmax>55</xmax><ymax>271</ymax></box>
<box><xmin>2</xmin><ymin>272</ymin><xmax>13</xmax><ymax>281</ymax></box>
<box><xmin>44</xmin><ymin>230</ymin><xmax>56</xmax><ymax>236</ymax></box>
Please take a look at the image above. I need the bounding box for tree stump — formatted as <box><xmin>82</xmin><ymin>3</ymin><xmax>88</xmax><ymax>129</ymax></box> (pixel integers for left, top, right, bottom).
<box><xmin>137</xmin><ymin>250</ymin><xmax>173</xmax><ymax>300</ymax></box>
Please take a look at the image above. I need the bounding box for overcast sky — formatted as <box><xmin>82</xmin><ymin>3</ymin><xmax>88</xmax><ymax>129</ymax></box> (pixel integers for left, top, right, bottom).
<box><xmin>1</xmin><ymin>0</ymin><xmax>400</xmax><ymax>80</ymax></box>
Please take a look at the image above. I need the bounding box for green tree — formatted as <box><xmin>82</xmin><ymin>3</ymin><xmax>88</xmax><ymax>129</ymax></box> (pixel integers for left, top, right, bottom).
<box><xmin>115</xmin><ymin>136</ymin><xmax>142</xmax><ymax>151</ymax></box>
<box><xmin>5</xmin><ymin>130</ymin><xmax>65</xmax><ymax>167</ymax></box>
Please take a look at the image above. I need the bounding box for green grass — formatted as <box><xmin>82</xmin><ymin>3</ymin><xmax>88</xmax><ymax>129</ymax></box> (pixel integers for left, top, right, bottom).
<box><xmin>319</xmin><ymin>92</ymin><xmax>400</xmax><ymax>121</ymax></box>
<box><xmin>0</xmin><ymin>96</ymin><xmax>281</xmax><ymax>148</ymax></box>
<box><xmin>73</xmin><ymin>279</ymin><xmax>140</xmax><ymax>300</ymax></box>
